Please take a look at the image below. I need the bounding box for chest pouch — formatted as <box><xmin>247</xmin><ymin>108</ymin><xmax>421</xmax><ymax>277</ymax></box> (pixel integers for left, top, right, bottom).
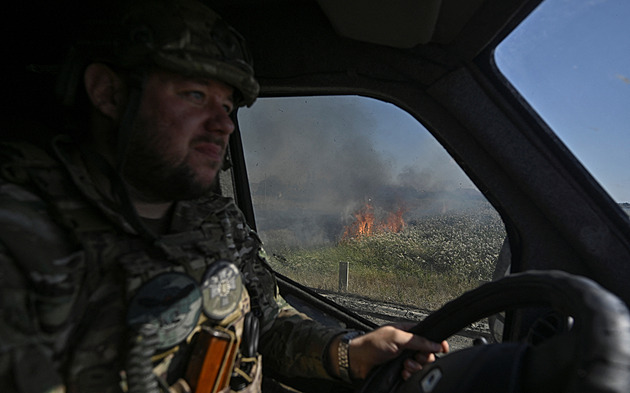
<box><xmin>124</xmin><ymin>256</ymin><xmax>261</xmax><ymax>393</ymax></box>
<box><xmin>185</xmin><ymin>325</ymin><xmax>238</xmax><ymax>393</ymax></box>
<box><xmin>182</xmin><ymin>262</ymin><xmax>261</xmax><ymax>393</ymax></box>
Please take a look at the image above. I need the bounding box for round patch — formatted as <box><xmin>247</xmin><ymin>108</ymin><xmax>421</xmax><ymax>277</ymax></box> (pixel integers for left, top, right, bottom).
<box><xmin>201</xmin><ymin>260</ymin><xmax>244</xmax><ymax>321</ymax></box>
<box><xmin>127</xmin><ymin>272</ymin><xmax>202</xmax><ymax>351</ymax></box>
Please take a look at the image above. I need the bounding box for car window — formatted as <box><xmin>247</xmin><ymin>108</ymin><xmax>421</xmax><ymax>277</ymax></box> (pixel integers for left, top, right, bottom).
<box><xmin>495</xmin><ymin>0</ymin><xmax>630</xmax><ymax>210</ymax></box>
<box><xmin>238</xmin><ymin>96</ymin><xmax>507</xmax><ymax>328</ymax></box>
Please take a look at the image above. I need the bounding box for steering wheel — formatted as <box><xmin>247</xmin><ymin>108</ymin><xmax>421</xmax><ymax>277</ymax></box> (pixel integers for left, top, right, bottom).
<box><xmin>358</xmin><ymin>270</ymin><xmax>630</xmax><ymax>393</ymax></box>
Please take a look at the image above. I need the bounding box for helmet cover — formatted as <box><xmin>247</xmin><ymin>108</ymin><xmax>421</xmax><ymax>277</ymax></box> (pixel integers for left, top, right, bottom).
<box><xmin>78</xmin><ymin>0</ymin><xmax>259</xmax><ymax>107</ymax></box>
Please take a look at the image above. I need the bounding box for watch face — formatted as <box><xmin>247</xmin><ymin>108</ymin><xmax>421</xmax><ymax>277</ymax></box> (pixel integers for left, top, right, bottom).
<box><xmin>127</xmin><ymin>272</ymin><xmax>202</xmax><ymax>351</ymax></box>
<box><xmin>201</xmin><ymin>260</ymin><xmax>244</xmax><ymax>321</ymax></box>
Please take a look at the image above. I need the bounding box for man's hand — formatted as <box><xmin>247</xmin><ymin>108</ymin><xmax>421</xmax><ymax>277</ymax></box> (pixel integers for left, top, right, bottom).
<box><xmin>329</xmin><ymin>324</ymin><xmax>449</xmax><ymax>382</ymax></box>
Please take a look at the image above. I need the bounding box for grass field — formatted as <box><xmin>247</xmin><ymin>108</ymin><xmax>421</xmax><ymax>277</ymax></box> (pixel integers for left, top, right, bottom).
<box><xmin>264</xmin><ymin>204</ymin><xmax>506</xmax><ymax>310</ymax></box>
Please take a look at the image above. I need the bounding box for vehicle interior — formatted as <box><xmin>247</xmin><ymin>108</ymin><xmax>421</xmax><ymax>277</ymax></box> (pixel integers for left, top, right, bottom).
<box><xmin>7</xmin><ymin>0</ymin><xmax>630</xmax><ymax>392</ymax></box>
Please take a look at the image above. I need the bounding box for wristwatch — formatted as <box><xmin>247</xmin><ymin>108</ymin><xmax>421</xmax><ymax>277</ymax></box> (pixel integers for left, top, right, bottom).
<box><xmin>338</xmin><ymin>330</ymin><xmax>364</xmax><ymax>383</ymax></box>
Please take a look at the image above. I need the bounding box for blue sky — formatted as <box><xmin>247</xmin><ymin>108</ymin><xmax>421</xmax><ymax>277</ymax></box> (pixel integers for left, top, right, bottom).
<box><xmin>495</xmin><ymin>0</ymin><xmax>630</xmax><ymax>203</ymax></box>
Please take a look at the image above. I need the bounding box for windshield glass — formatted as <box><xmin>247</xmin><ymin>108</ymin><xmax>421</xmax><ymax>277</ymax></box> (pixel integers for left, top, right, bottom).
<box><xmin>238</xmin><ymin>96</ymin><xmax>507</xmax><ymax>329</ymax></box>
<box><xmin>495</xmin><ymin>0</ymin><xmax>630</xmax><ymax>211</ymax></box>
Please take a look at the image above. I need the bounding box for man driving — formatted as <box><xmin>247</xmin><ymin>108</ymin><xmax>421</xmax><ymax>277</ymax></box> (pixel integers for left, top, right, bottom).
<box><xmin>0</xmin><ymin>0</ymin><xmax>447</xmax><ymax>391</ymax></box>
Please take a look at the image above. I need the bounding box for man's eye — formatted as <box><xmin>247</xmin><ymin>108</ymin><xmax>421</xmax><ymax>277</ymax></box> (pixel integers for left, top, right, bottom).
<box><xmin>186</xmin><ymin>91</ymin><xmax>206</xmax><ymax>102</ymax></box>
<box><xmin>223</xmin><ymin>104</ymin><xmax>234</xmax><ymax>114</ymax></box>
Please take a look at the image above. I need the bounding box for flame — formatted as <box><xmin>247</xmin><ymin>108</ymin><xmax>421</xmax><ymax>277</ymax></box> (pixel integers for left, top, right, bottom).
<box><xmin>384</xmin><ymin>206</ymin><xmax>406</xmax><ymax>233</ymax></box>
<box><xmin>342</xmin><ymin>203</ymin><xmax>406</xmax><ymax>240</ymax></box>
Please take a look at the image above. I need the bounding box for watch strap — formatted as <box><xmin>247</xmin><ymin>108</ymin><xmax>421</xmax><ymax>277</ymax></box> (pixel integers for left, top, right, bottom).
<box><xmin>338</xmin><ymin>331</ymin><xmax>364</xmax><ymax>383</ymax></box>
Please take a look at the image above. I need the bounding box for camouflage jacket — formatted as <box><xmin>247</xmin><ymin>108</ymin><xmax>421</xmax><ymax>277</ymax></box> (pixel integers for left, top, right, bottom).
<box><xmin>0</xmin><ymin>136</ymin><xmax>344</xmax><ymax>392</ymax></box>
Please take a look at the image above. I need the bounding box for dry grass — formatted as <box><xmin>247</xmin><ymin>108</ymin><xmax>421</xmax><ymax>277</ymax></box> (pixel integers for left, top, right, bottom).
<box><xmin>265</xmin><ymin>207</ymin><xmax>505</xmax><ymax>311</ymax></box>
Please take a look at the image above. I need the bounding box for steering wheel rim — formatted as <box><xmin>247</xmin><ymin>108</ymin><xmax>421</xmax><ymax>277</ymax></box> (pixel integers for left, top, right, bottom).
<box><xmin>359</xmin><ymin>270</ymin><xmax>630</xmax><ymax>393</ymax></box>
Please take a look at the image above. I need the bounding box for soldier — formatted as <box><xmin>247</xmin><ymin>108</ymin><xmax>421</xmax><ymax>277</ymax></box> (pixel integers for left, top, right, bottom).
<box><xmin>0</xmin><ymin>0</ymin><xmax>448</xmax><ymax>392</ymax></box>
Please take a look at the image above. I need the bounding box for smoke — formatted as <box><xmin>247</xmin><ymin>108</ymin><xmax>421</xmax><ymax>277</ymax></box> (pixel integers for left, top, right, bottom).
<box><xmin>237</xmin><ymin>96</ymin><xmax>480</xmax><ymax>247</ymax></box>
<box><xmin>239</xmin><ymin>97</ymin><xmax>392</xmax><ymax>208</ymax></box>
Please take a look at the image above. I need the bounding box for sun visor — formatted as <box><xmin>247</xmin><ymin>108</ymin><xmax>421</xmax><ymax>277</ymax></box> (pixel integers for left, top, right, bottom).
<box><xmin>317</xmin><ymin>0</ymin><xmax>443</xmax><ymax>48</ymax></box>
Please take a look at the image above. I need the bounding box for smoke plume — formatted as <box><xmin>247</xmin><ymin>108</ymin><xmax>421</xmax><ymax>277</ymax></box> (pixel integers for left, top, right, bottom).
<box><xmin>238</xmin><ymin>96</ymin><xmax>481</xmax><ymax>247</ymax></box>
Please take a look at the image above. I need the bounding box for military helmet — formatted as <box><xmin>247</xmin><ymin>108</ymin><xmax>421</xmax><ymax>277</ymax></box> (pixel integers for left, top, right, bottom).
<box><xmin>71</xmin><ymin>0</ymin><xmax>259</xmax><ymax>107</ymax></box>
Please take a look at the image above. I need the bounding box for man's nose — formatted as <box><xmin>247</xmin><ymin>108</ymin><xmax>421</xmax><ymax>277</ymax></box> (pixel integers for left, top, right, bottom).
<box><xmin>204</xmin><ymin>105</ymin><xmax>235</xmax><ymax>135</ymax></box>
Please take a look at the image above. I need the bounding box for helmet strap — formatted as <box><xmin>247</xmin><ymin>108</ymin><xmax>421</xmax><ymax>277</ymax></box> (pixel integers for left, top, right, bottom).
<box><xmin>100</xmin><ymin>71</ymin><xmax>165</xmax><ymax>244</ymax></box>
<box><xmin>115</xmin><ymin>71</ymin><xmax>145</xmax><ymax>172</ymax></box>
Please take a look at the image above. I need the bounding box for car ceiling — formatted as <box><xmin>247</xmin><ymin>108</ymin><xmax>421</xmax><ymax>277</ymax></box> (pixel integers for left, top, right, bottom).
<box><xmin>209</xmin><ymin>0</ymin><xmax>540</xmax><ymax>88</ymax></box>
<box><xmin>10</xmin><ymin>0</ymin><xmax>538</xmax><ymax>115</ymax></box>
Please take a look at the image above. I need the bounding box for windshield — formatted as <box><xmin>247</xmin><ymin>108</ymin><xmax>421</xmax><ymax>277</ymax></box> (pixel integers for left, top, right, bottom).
<box><xmin>495</xmin><ymin>0</ymin><xmax>630</xmax><ymax>209</ymax></box>
<box><xmin>238</xmin><ymin>96</ymin><xmax>506</xmax><ymax>336</ymax></box>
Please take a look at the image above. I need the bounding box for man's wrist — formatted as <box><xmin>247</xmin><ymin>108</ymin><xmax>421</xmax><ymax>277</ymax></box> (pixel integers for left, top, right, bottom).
<box><xmin>338</xmin><ymin>330</ymin><xmax>364</xmax><ymax>383</ymax></box>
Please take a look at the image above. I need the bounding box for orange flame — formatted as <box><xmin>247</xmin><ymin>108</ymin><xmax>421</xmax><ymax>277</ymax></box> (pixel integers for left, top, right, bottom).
<box><xmin>342</xmin><ymin>203</ymin><xmax>406</xmax><ymax>240</ymax></box>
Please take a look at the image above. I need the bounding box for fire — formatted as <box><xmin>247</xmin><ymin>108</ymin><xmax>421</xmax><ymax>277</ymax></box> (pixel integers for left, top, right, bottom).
<box><xmin>342</xmin><ymin>203</ymin><xmax>406</xmax><ymax>240</ymax></box>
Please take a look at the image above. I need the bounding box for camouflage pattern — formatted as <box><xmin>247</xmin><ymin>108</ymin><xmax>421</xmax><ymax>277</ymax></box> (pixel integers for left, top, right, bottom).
<box><xmin>0</xmin><ymin>136</ymin><xmax>344</xmax><ymax>392</ymax></box>
<box><xmin>70</xmin><ymin>0</ymin><xmax>259</xmax><ymax>107</ymax></box>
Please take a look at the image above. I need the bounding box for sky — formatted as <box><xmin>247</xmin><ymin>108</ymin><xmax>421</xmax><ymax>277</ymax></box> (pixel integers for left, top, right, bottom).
<box><xmin>239</xmin><ymin>96</ymin><xmax>474</xmax><ymax>206</ymax></box>
<box><xmin>494</xmin><ymin>0</ymin><xmax>630</xmax><ymax>203</ymax></box>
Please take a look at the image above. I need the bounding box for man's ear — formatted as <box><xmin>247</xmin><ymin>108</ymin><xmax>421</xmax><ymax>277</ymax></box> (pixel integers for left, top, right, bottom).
<box><xmin>84</xmin><ymin>63</ymin><xmax>127</xmax><ymax>121</ymax></box>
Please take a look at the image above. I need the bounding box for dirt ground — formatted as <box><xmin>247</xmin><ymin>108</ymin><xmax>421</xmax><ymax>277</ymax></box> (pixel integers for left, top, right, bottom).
<box><xmin>319</xmin><ymin>291</ymin><xmax>493</xmax><ymax>351</ymax></box>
